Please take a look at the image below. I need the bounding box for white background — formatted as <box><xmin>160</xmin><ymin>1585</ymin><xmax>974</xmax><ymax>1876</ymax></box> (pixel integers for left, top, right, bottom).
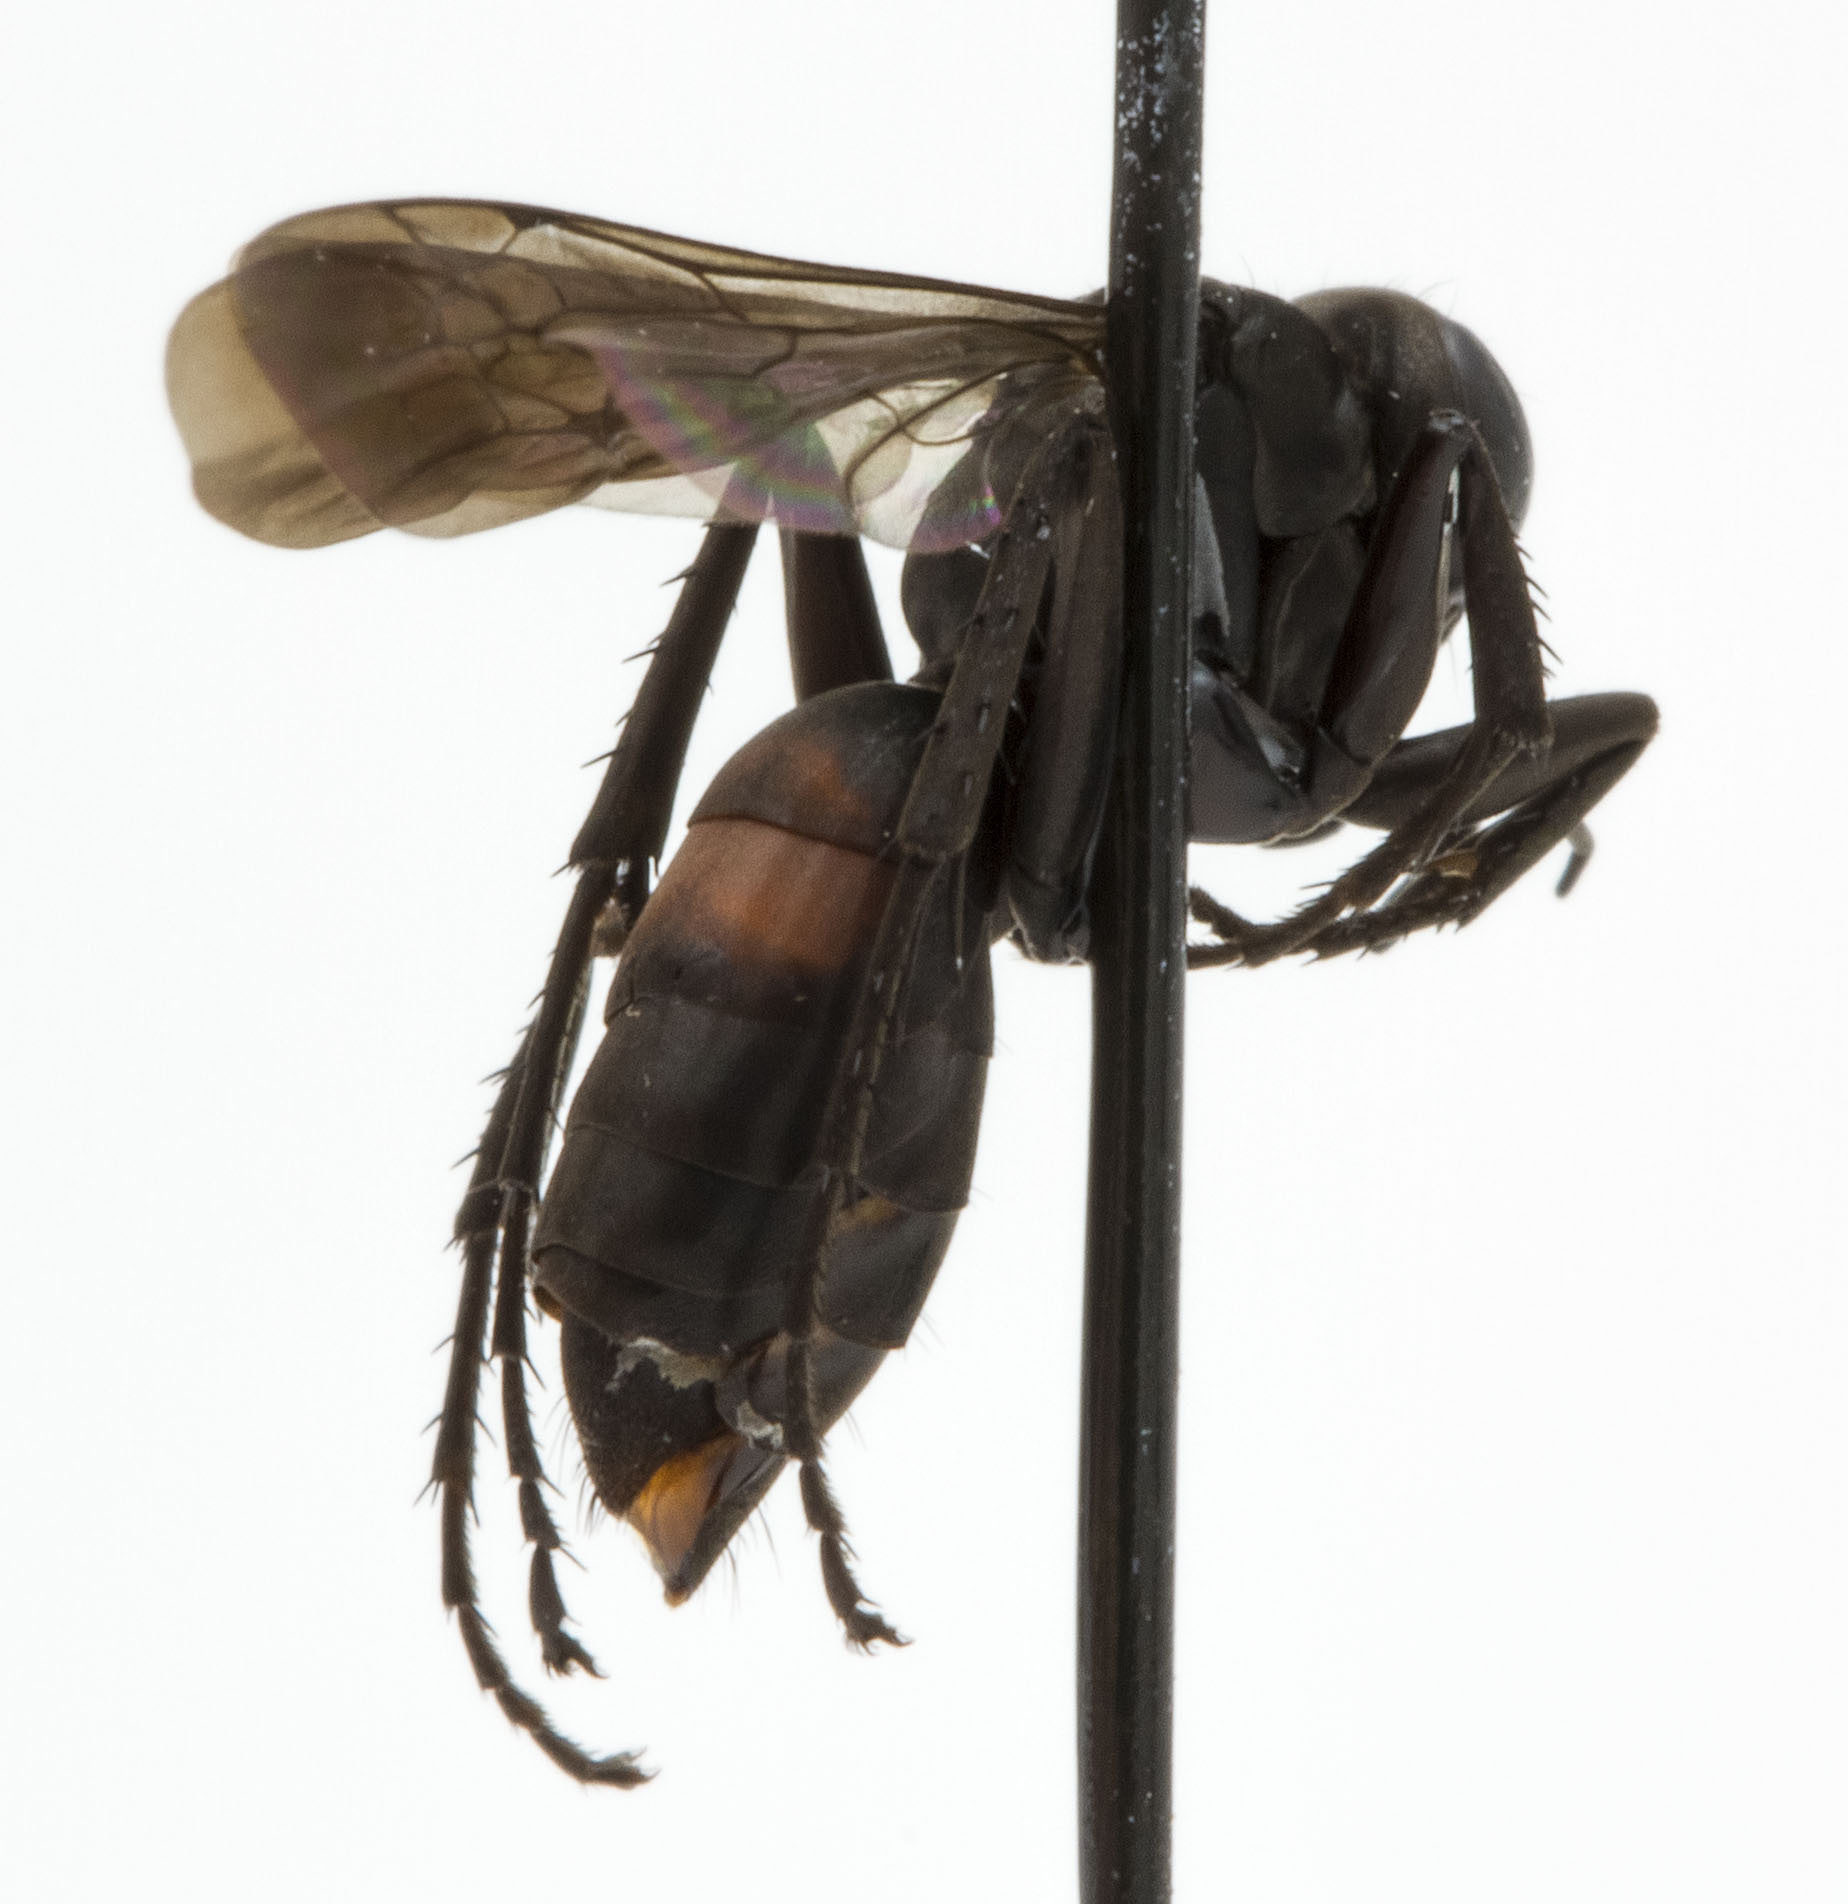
<box><xmin>6</xmin><ymin>3</ymin><xmax>1844</xmax><ymax>1899</ymax></box>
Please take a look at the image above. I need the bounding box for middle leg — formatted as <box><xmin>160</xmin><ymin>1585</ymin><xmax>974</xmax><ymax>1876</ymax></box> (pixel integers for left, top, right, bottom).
<box><xmin>779</xmin><ymin>406</ymin><xmax>1113</xmax><ymax>1640</ymax></box>
<box><xmin>781</xmin><ymin>530</ymin><xmax>895</xmax><ymax>700</ymax></box>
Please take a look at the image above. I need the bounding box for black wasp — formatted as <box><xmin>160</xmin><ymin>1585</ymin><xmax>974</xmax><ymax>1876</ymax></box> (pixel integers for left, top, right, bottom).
<box><xmin>167</xmin><ymin>198</ymin><xmax>1656</xmax><ymax>1784</ymax></box>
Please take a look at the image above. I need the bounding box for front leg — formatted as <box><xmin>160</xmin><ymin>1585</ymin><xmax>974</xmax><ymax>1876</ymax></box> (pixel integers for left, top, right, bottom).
<box><xmin>1191</xmin><ymin>412</ymin><xmax>1575</xmax><ymax>966</ymax></box>
<box><xmin>1271</xmin><ymin>689</ymin><xmax>1660</xmax><ymax>954</ymax></box>
<box><xmin>1189</xmin><ymin>406</ymin><xmax>1482</xmax><ymax>848</ymax></box>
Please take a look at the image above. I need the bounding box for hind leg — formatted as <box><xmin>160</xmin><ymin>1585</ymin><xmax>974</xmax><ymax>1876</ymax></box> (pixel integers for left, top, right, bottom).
<box><xmin>432</xmin><ymin>523</ymin><xmax>757</xmax><ymax>1784</ymax></box>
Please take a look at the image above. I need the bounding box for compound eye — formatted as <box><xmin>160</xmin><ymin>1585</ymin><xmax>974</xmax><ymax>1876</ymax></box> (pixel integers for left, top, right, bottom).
<box><xmin>1297</xmin><ymin>288</ymin><xmax>1535</xmax><ymax>531</ymax></box>
<box><xmin>1437</xmin><ymin>315</ymin><xmax>1534</xmax><ymax>530</ymax></box>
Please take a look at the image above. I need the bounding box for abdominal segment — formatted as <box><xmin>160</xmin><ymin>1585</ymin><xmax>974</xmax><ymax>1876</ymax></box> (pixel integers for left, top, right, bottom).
<box><xmin>532</xmin><ymin>683</ymin><xmax>993</xmax><ymax>1600</ymax></box>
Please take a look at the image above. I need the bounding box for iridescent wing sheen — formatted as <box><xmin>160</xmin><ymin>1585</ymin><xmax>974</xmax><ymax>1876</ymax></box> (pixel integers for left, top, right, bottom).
<box><xmin>166</xmin><ymin>199</ymin><xmax>1107</xmax><ymax>555</ymax></box>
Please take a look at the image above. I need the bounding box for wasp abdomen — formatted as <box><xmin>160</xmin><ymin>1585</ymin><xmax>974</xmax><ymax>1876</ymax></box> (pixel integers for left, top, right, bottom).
<box><xmin>533</xmin><ymin>683</ymin><xmax>993</xmax><ymax>1597</ymax></box>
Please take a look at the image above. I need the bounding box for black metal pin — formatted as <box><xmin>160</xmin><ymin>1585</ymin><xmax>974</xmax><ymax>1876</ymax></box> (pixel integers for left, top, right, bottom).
<box><xmin>1081</xmin><ymin>5</ymin><xmax>1206</xmax><ymax>1903</ymax></box>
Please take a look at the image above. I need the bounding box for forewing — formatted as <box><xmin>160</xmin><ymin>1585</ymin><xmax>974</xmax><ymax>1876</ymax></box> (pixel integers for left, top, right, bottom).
<box><xmin>166</xmin><ymin>200</ymin><xmax>1105</xmax><ymax>553</ymax></box>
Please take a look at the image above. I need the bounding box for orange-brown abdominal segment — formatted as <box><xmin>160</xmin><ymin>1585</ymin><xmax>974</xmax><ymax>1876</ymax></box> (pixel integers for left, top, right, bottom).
<box><xmin>651</xmin><ymin>820</ymin><xmax>893</xmax><ymax>984</ymax></box>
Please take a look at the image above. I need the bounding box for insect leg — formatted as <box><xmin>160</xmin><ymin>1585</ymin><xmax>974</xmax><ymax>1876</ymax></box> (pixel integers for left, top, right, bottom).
<box><xmin>1190</xmin><ymin>415</ymin><xmax>1563</xmax><ymax>966</ymax></box>
<box><xmin>1000</xmin><ymin>453</ymin><xmax>1124</xmax><ymax>959</ymax></box>
<box><xmin>780</xmin><ymin>531</ymin><xmax>894</xmax><ymax>699</ymax></box>
<box><xmin>433</xmin><ymin>523</ymin><xmax>757</xmax><ymax>1783</ymax></box>
<box><xmin>780</xmin><ymin>408</ymin><xmax>1109</xmax><ymax>1642</ymax></box>
<box><xmin>1295</xmin><ymin>690</ymin><xmax>1659</xmax><ymax>950</ymax></box>
<box><xmin>566</xmin><ymin>523</ymin><xmax>764</xmax><ymax>930</ymax></box>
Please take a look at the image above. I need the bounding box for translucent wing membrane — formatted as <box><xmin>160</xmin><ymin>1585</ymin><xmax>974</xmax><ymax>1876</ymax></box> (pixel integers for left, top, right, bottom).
<box><xmin>166</xmin><ymin>199</ymin><xmax>1105</xmax><ymax>553</ymax></box>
